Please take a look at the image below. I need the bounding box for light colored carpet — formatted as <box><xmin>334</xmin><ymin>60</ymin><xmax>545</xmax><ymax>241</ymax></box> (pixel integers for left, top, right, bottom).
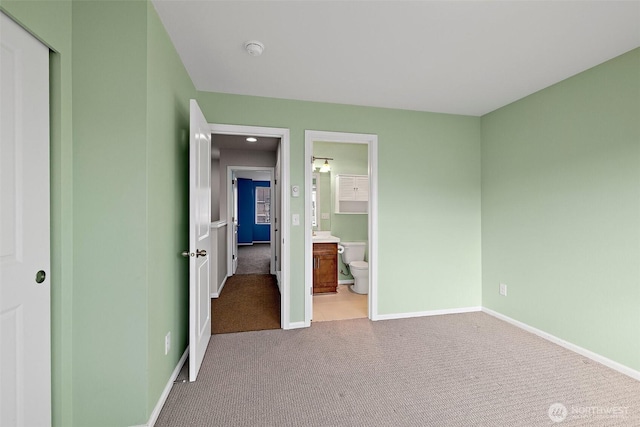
<box><xmin>157</xmin><ymin>313</ymin><xmax>640</xmax><ymax>426</ymax></box>
<box><xmin>235</xmin><ymin>243</ymin><xmax>270</xmax><ymax>275</ymax></box>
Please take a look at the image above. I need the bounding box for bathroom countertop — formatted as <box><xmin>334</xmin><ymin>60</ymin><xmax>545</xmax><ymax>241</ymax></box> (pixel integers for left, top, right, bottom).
<box><xmin>312</xmin><ymin>231</ymin><xmax>340</xmax><ymax>244</ymax></box>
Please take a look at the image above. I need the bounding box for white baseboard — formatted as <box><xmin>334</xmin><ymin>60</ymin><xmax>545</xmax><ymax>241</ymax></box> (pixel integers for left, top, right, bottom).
<box><xmin>210</xmin><ymin>276</ymin><xmax>228</xmax><ymax>298</ymax></box>
<box><xmin>285</xmin><ymin>321</ymin><xmax>307</xmax><ymax>330</ymax></box>
<box><xmin>373</xmin><ymin>306</ymin><xmax>481</xmax><ymax>321</ymax></box>
<box><xmin>338</xmin><ymin>279</ymin><xmax>354</xmax><ymax>285</ymax></box>
<box><xmin>482</xmin><ymin>307</ymin><xmax>640</xmax><ymax>382</ymax></box>
<box><xmin>131</xmin><ymin>347</ymin><xmax>189</xmax><ymax>427</ymax></box>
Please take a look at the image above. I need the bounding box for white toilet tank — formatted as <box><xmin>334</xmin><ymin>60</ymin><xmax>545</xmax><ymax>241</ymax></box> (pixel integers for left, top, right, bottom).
<box><xmin>340</xmin><ymin>242</ymin><xmax>366</xmax><ymax>264</ymax></box>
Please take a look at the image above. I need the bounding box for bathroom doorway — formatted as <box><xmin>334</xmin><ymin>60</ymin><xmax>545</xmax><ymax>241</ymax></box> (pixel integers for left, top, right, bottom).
<box><xmin>304</xmin><ymin>131</ymin><xmax>379</xmax><ymax>326</ymax></box>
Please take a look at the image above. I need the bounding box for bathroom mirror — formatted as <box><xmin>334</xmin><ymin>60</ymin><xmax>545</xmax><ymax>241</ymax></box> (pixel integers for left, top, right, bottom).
<box><xmin>312</xmin><ymin>173</ymin><xmax>319</xmax><ymax>228</ymax></box>
<box><xmin>312</xmin><ymin>172</ymin><xmax>331</xmax><ymax>231</ymax></box>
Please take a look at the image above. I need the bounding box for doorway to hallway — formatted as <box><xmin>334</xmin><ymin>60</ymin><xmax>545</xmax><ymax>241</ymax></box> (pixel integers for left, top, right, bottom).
<box><xmin>208</xmin><ymin>124</ymin><xmax>291</xmax><ymax>330</ymax></box>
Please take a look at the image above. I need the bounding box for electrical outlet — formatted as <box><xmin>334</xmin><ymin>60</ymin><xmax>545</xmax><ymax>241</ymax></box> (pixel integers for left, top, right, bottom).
<box><xmin>165</xmin><ymin>332</ymin><xmax>171</xmax><ymax>355</ymax></box>
<box><xmin>499</xmin><ymin>283</ymin><xmax>507</xmax><ymax>296</ymax></box>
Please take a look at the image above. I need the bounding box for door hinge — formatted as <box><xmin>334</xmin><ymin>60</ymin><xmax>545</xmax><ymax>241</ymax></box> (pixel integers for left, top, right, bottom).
<box><xmin>232</xmin><ymin>179</ymin><xmax>237</xmax><ymax>185</ymax></box>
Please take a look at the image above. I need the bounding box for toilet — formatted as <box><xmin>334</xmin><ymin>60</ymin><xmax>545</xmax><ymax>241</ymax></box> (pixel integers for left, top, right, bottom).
<box><xmin>339</xmin><ymin>242</ymin><xmax>369</xmax><ymax>294</ymax></box>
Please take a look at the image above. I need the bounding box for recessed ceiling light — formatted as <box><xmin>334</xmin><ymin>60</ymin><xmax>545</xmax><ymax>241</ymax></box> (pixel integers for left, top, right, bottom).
<box><xmin>246</xmin><ymin>137</ymin><xmax>258</xmax><ymax>143</ymax></box>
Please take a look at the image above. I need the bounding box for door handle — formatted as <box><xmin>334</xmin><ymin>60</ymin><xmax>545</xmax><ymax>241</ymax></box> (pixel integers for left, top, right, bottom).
<box><xmin>35</xmin><ymin>270</ymin><xmax>46</xmax><ymax>284</ymax></box>
<box><xmin>182</xmin><ymin>250</ymin><xmax>207</xmax><ymax>258</ymax></box>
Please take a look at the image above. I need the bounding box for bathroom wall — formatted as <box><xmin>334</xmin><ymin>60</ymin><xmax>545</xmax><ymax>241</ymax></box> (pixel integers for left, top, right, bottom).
<box><xmin>314</xmin><ymin>141</ymin><xmax>369</xmax><ymax>281</ymax></box>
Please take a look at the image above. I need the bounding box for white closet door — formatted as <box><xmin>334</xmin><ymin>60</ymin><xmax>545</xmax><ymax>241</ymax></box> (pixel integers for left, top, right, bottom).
<box><xmin>1</xmin><ymin>12</ymin><xmax>51</xmax><ymax>427</ymax></box>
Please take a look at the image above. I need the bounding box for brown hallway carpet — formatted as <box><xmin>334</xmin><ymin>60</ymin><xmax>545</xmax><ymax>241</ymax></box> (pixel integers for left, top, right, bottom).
<box><xmin>211</xmin><ymin>274</ymin><xmax>280</xmax><ymax>334</ymax></box>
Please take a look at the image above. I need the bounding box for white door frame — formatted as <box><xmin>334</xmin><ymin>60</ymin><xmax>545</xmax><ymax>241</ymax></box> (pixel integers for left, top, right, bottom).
<box><xmin>210</xmin><ymin>124</ymin><xmax>291</xmax><ymax>329</ymax></box>
<box><xmin>226</xmin><ymin>166</ymin><xmax>275</xmax><ymax>274</ymax></box>
<box><xmin>304</xmin><ymin>130</ymin><xmax>379</xmax><ymax>326</ymax></box>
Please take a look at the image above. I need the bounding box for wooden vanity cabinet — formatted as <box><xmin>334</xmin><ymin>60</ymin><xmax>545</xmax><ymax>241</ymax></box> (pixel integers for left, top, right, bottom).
<box><xmin>313</xmin><ymin>243</ymin><xmax>338</xmax><ymax>294</ymax></box>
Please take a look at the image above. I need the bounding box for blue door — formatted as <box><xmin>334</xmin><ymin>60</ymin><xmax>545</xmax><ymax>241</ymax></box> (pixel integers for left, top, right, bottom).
<box><xmin>237</xmin><ymin>178</ymin><xmax>254</xmax><ymax>244</ymax></box>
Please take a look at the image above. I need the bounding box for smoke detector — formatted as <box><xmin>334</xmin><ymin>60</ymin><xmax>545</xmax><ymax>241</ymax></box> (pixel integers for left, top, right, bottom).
<box><xmin>244</xmin><ymin>40</ymin><xmax>265</xmax><ymax>56</ymax></box>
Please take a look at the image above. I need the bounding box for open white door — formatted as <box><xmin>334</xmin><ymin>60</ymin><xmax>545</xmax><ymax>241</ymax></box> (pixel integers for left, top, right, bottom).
<box><xmin>0</xmin><ymin>13</ymin><xmax>51</xmax><ymax>426</ymax></box>
<box><xmin>186</xmin><ymin>100</ymin><xmax>211</xmax><ymax>381</ymax></box>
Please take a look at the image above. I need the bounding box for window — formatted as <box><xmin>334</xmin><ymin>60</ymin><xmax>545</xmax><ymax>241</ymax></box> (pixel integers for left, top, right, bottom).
<box><xmin>255</xmin><ymin>187</ymin><xmax>271</xmax><ymax>224</ymax></box>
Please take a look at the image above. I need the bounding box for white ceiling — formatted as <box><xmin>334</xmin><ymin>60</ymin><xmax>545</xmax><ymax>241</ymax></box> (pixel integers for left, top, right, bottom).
<box><xmin>152</xmin><ymin>1</ymin><xmax>640</xmax><ymax>117</ymax></box>
<box><xmin>213</xmin><ymin>134</ymin><xmax>280</xmax><ymax>153</ymax></box>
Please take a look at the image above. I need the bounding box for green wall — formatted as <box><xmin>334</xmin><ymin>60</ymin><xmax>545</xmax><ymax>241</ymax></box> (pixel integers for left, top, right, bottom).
<box><xmin>197</xmin><ymin>93</ymin><xmax>483</xmax><ymax>320</ymax></box>
<box><xmin>72</xmin><ymin>2</ymin><xmax>149</xmax><ymax>421</ymax></box>
<box><xmin>72</xmin><ymin>2</ymin><xmax>195</xmax><ymax>424</ymax></box>
<box><xmin>145</xmin><ymin>0</ymin><xmax>194</xmax><ymax>416</ymax></box>
<box><xmin>2</xmin><ymin>1</ymin><xmax>195</xmax><ymax>425</ymax></box>
<box><xmin>481</xmin><ymin>48</ymin><xmax>640</xmax><ymax>370</ymax></box>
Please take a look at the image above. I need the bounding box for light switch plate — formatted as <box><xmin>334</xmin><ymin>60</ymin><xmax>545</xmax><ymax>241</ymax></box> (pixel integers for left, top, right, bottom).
<box><xmin>321</xmin><ymin>213</ymin><xmax>330</xmax><ymax>220</ymax></box>
<box><xmin>292</xmin><ymin>214</ymin><xmax>300</xmax><ymax>226</ymax></box>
